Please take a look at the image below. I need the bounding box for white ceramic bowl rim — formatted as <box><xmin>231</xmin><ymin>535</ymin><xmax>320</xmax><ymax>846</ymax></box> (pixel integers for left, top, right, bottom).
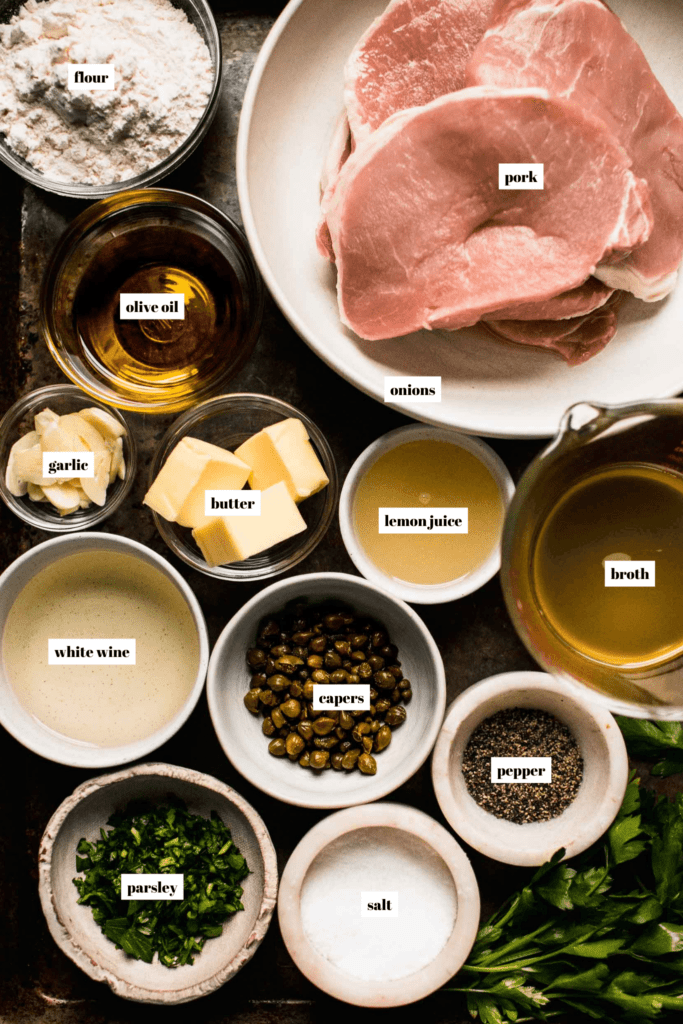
<box><xmin>207</xmin><ymin>571</ymin><xmax>446</xmax><ymax>808</ymax></box>
<box><xmin>277</xmin><ymin>802</ymin><xmax>480</xmax><ymax>1007</ymax></box>
<box><xmin>431</xmin><ymin>671</ymin><xmax>629</xmax><ymax>867</ymax></box>
<box><xmin>38</xmin><ymin>762</ymin><xmax>278</xmax><ymax>1004</ymax></box>
<box><xmin>339</xmin><ymin>424</ymin><xmax>515</xmax><ymax>604</ymax></box>
<box><xmin>0</xmin><ymin>533</ymin><xmax>209</xmax><ymax>767</ymax></box>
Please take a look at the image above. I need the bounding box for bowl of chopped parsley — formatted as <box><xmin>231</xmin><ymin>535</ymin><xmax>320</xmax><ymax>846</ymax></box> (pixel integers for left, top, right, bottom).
<box><xmin>38</xmin><ymin>762</ymin><xmax>278</xmax><ymax>1004</ymax></box>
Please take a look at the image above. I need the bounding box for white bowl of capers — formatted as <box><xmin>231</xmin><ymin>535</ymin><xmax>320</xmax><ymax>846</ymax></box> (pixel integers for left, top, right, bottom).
<box><xmin>207</xmin><ymin>572</ymin><xmax>446</xmax><ymax>809</ymax></box>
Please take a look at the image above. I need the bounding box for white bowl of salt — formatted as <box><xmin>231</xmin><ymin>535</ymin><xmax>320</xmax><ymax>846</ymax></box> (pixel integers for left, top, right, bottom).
<box><xmin>278</xmin><ymin>802</ymin><xmax>480</xmax><ymax>1007</ymax></box>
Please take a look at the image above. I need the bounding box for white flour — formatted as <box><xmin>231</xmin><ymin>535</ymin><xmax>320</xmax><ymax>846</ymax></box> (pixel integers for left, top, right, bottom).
<box><xmin>0</xmin><ymin>0</ymin><xmax>213</xmax><ymax>185</ymax></box>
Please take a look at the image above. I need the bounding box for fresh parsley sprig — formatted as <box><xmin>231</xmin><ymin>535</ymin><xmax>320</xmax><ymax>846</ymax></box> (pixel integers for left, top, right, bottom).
<box><xmin>449</xmin><ymin>774</ymin><xmax>683</xmax><ymax>1023</ymax></box>
<box><xmin>73</xmin><ymin>797</ymin><xmax>250</xmax><ymax>968</ymax></box>
<box><xmin>615</xmin><ymin>717</ymin><xmax>683</xmax><ymax>778</ymax></box>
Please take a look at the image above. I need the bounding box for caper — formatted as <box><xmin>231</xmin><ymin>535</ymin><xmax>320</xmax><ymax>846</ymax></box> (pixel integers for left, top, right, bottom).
<box><xmin>292</xmin><ymin>631</ymin><xmax>314</xmax><ymax>644</ymax></box>
<box><xmin>375</xmin><ymin>725</ymin><xmax>392</xmax><ymax>751</ymax></box>
<box><xmin>286</xmin><ymin>733</ymin><xmax>305</xmax><ymax>757</ymax></box>
<box><xmin>350</xmin><ymin>634</ymin><xmax>368</xmax><ymax>649</ymax></box>
<box><xmin>270</xmin><ymin>644</ymin><xmax>290</xmax><ymax>657</ymax></box>
<box><xmin>385</xmin><ymin>705</ymin><xmax>407</xmax><ymax>727</ymax></box>
<box><xmin>250</xmin><ymin>672</ymin><xmax>268</xmax><ymax>688</ymax></box>
<box><xmin>271</xmin><ymin>707</ymin><xmax>285</xmax><ymax>729</ymax></box>
<box><xmin>297</xmin><ymin>720</ymin><xmax>314</xmax><ymax>742</ymax></box>
<box><xmin>311</xmin><ymin>669</ymin><xmax>330</xmax><ymax>684</ymax></box>
<box><xmin>331</xmin><ymin>752</ymin><xmax>345</xmax><ymax>770</ymax></box>
<box><xmin>261</xmin><ymin>716</ymin><xmax>275</xmax><ymax>736</ymax></box>
<box><xmin>371</xmin><ymin>631</ymin><xmax>387</xmax><ymax>648</ymax></box>
<box><xmin>289</xmin><ymin>681</ymin><xmax>303</xmax><ymax>699</ymax></box>
<box><xmin>370</xmin><ymin>720</ymin><xmax>381</xmax><ymax>734</ymax></box>
<box><xmin>268</xmin><ymin>738</ymin><xmax>287</xmax><ymax>757</ymax></box>
<box><xmin>330</xmin><ymin>669</ymin><xmax>348</xmax><ymax>684</ymax></box>
<box><xmin>303</xmin><ymin>681</ymin><xmax>315</xmax><ymax>701</ymax></box>
<box><xmin>380</xmin><ymin>644</ymin><xmax>398</xmax><ymax>660</ymax></box>
<box><xmin>314</xmin><ymin>736</ymin><xmax>338</xmax><ymax>750</ymax></box>
<box><xmin>324</xmin><ymin>613</ymin><xmax>345</xmax><ymax>630</ymax></box>
<box><xmin>341</xmin><ymin>749</ymin><xmax>360</xmax><ymax>769</ymax></box>
<box><xmin>244</xmin><ymin>688</ymin><xmax>261</xmax><ymax>713</ymax></box>
<box><xmin>307</xmin><ymin>654</ymin><xmax>324</xmax><ymax>669</ymax></box>
<box><xmin>309</xmin><ymin>750</ymin><xmax>330</xmax><ymax>769</ymax></box>
<box><xmin>358</xmin><ymin>752</ymin><xmax>377</xmax><ymax>775</ymax></box>
<box><xmin>323</xmin><ymin>651</ymin><xmax>341</xmax><ymax>670</ymax></box>
<box><xmin>398</xmin><ymin>678</ymin><xmax>411</xmax><ymax>690</ymax></box>
<box><xmin>375</xmin><ymin>698</ymin><xmax>391</xmax><ymax>715</ymax></box>
<box><xmin>342</xmin><ymin>659</ymin><xmax>353</xmax><ymax>670</ymax></box>
<box><xmin>276</xmin><ymin>654</ymin><xmax>304</xmax><ymax>668</ymax></box>
<box><xmin>390</xmin><ymin>688</ymin><xmax>401</xmax><ymax>704</ymax></box>
<box><xmin>335</xmin><ymin>727</ymin><xmax>346</xmax><ymax>740</ymax></box>
<box><xmin>267</xmin><ymin>673</ymin><xmax>290</xmax><ymax>692</ymax></box>
<box><xmin>362</xmin><ymin>736</ymin><xmax>373</xmax><ymax>753</ymax></box>
<box><xmin>247</xmin><ymin>648</ymin><xmax>267</xmax><ymax>668</ymax></box>
<box><xmin>352</xmin><ymin>723</ymin><xmax>371</xmax><ymax>742</ymax></box>
<box><xmin>387</xmin><ymin>665</ymin><xmax>403</xmax><ymax>679</ymax></box>
<box><xmin>402</xmin><ymin>688</ymin><xmax>413</xmax><ymax>704</ymax></box>
<box><xmin>312</xmin><ymin>717</ymin><xmax>336</xmax><ymax>736</ymax></box>
<box><xmin>374</xmin><ymin>671</ymin><xmax>396</xmax><ymax>689</ymax></box>
<box><xmin>259</xmin><ymin>689</ymin><xmax>278</xmax><ymax>707</ymax></box>
<box><xmin>348</xmin><ymin>673</ymin><xmax>361</xmax><ymax>685</ymax></box>
<box><xmin>299</xmin><ymin>751</ymin><xmax>311</xmax><ymax>768</ymax></box>
<box><xmin>260</xmin><ymin>620</ymin><xmax>280</xmax><ymax>639</ymax></box>
<box><xmin>309</xmin><ymin>635</ymin><xmax>326</xmax><ymax>652</ymax></box>
<box><xmin>368</xmin><ymin>655</ymin><xmax>384</xmax><ymax>671</ymax></box>
<box><xmin>340</xmin><ymin>711</ymin><xmax>354</xmax><ymax>731</ymax></box>
<box><xmin>357</xmin><ymin>662</ymin><xmax>373</xmax><ymax>680</ymax></box>
<box><xmin>350</xmin><ymin>650</ymin><xmax>366</xmax><ymax>663</ymax></box>
<box><xmin>292</xmin><ymin>645</ymin><xmax>308</xmax><ymax>659</ymax></box>
<box><xmin>265</xmin><ymin>658</ymin><xmax>280</xmax><ymax>676</ymax></box>
<box><xmin>339</xmin><ymin>740</ymin><xmax>352</xmax><ymax>753</ymax></box>
<box><xmin>334</xmin><ymin>640</ymin><xmax>351</xmax><ymax>656</ymax></box>
<box><xmin>281</xmin><ymin>699</ymin><xmax>301</xmax><ymax>719</ymax></box>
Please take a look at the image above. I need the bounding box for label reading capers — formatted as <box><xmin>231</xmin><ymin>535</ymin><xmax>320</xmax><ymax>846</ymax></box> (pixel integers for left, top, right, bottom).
<box><xmin>312</xmin><ymin>684</ymin><xmax>371</xmax><ymax>709</ymax></box>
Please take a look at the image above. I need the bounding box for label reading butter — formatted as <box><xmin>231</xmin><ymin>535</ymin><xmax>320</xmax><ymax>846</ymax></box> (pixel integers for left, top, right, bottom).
<box><xmin>499</xmin><ymin>163</ymin><xmax>544</xmax><ymax>190</ymax></box>
<box><xmin>362</xmin><ymin>892</ymin><xmax>398</xmax><ymax>917</ymax></box>
<box><xmin>204</xmin><ymin>490</ymin><xmax>261</xmax><ymax>516</ymax></box>
<box><xmin>604</xmin><ymin>560</ymin><xmax>655</xmax><ymax>587</ymax></box>
<box><xmin>120</xmin><ymin>294</ymin><xmax>185</xmax><ymax>319</ymax></box>
<box><xmin>384</xmin><ymin>376</ymin><xmax>441</xmax><ymax>403</ymax></box>
<box><xmin>379</xmin><ymin>508</ymin><xmax>468</xmax><ymax>534</ymax></box>
<box><xmin>121</xmin><ymin>874</ymin><xmax>184</xmax><ymax>900</ymax></box>
<box><xmin>491</xmin><ymin>757</ymin><xmax>552</xmax><ymax>783</ymax></box>
<box><xmin>312</xmin><ymin>684</ymin><xmax>370</xmax><ymax>710</ymax></box>
<box><xmin>48</xmin><ymin>640</ymin><xmax>136</xmax><ymax>665</ymax></box>
<box><xmin>42</xmin><ymin>451</ymin><xmax>94</xmax><ymax>479</ymax></box>
<box><xmin>67</xmin><ymin>64</ymin><xmax>116</xmax><ymax>91</ymax></box>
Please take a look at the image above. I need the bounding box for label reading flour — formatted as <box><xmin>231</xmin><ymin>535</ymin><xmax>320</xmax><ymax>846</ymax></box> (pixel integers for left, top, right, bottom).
<box><xmin>312</xmin><ymin>684</ymin><xmax>370</xmax><ymax>710</ymax></box>
<box><xmin>121</xmin><ymin>874</ymin><xmax>184</xmax><ymax>900</ymax></box>
<box><xmin>384</xmin><ymin>376</ymin><xmax>441</xmax><ymax>403</ymax></box>
<box><xmin>499</xmin><ymin>163</ymin><xmax>544</xmax><ymax>190</ymax></box>
<box><xmin>120</xmin><ymin>294</ymin><xmax>185</xmax><ymax>319</ymax></box>
<box><xmin>48</xmin><ymin>640</ymin><xmax>136</xmax><ymax>665</ymax></box>
<box><xmin>204</xmin><ymin>491</ymin><xmax>261</xmax><ymax>516</ymax></box>
<box><xmin>379</xmin><ymin>508</ymin><xmax>468</xmax><ymax>534</ymax></box>
<box><xmin>605</xmin><ymin>560</ymin><xmax>655</xmax><ymax>587</ymax></box>
<box><xmin>42</xmin><ymin>451</ymin><xmax>94</xmax><ymax>479</ymax></box>
<box><xmin>491</xmin><ymin>757</ymin><xmax>552</xmax><ymax>783</ymax></box>
<box><xmin>67</xmin><ymin>65</ymin><xmax>116</xmax><ymax>91</ymax></box>
<box><xmin>362</xmin><ymin>892</ymin><xmax>398</xmax><ymax>916</ymax></box>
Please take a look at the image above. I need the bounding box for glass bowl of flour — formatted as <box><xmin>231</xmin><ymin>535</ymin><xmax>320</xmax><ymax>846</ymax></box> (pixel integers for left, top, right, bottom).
<box><xmin>0</xmin><ymin>0</ymin><xmax>221</xmax><ymax>197</ymax></box>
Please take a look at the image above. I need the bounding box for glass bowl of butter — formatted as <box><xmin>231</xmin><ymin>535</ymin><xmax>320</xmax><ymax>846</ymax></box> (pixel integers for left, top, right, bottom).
<box><xmin>0</xmin><ymin>384</ymin><xmax>137</xmax><ymax>532</ymax></box>
<box><xmin>146</xmin><ymin>393</ymin><xmax>339</xmax><ymax>580</ymax></box>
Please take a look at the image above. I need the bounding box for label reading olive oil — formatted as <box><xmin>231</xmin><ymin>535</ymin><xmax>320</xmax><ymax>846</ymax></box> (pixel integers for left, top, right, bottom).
<box><xmin>120</xmin><ymin>293</ymin><xmax>185</xmax><ymax>319</ymax></box>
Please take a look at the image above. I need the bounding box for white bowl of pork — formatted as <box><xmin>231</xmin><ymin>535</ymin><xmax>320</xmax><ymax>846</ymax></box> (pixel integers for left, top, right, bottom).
<box><xmin>237</xmin><ymin>0</ymin><xmax>683</xmax><ymax>439</ymax></box>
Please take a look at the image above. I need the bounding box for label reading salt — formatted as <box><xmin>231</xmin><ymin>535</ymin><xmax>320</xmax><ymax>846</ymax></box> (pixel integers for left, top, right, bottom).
<box><xmin>498</xmin><ymin>163</ymin><xmax>544</xmax><ymax>190</ymax></box>
<box><xmin>48</xmin><ymin>640</ymin><xmax>136</xmax><ymax>665</ymax></box>
<box><xmin>379</xmin><ymin>508</ymin><xmax>468</xmax><ymax>534</ymax></box>
<box><xmin>42</xmin><ymin>452</ymin><xmax>94</xmax><ymax>479</ymax></box>
<box><xmin>384</xmin><ymin>376</ymin><xmax>441</xmax><ymax>403</ymax></box>
<box><xmin>491</xmin><ymin>757</ymin><xmax>552</xmax><ymax>783</ymax></box>
<box><xmin>67</xmin><ymin>64</ymin><xmax>116</xmax><ymax>91</ymax></box>
<box><xmin>120</xmin><ymin>294</ymin><xmax>185</xmax><ymax>319</ymax></box>
<box><xmin>604</xmin><ymin>560</ymin><xmax>655</xmax><ymax>587</ymax></box>
<box><xmin>204</xmin><ymin>490</ymin><xmax>261</xmax><ymax>516</ymax></box>
<box><xmin>312</xmin><ymin>684</ymin><xmax>370</xmax><ymax>710</ymax></box>
<box><xmin>121</xmin><ymin>874</ymin><xmax>184</xmax><ymax>900</ymax></box>
<box><xmin>362</xmin><ymin>892</ymin><xmax>398</xmax><ymax>917</ymax></box>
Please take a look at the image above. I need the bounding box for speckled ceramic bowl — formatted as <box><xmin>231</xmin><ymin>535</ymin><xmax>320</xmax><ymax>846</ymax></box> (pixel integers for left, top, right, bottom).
<box><xmin>38</xmin><ymin>763</ymin><xmax>278</xmax><ymax>1004</ymax></box>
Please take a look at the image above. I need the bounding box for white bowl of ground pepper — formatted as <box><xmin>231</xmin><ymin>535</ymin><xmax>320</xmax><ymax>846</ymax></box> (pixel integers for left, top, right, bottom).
<box><xmin>431</xmin><ymin>672</ymin><xmax>629</xmax><ymax>866</ymax></box>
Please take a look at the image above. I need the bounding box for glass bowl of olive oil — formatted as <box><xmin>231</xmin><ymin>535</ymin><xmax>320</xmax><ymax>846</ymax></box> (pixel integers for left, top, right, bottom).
<box><xmin>502</xmin><ymin>399</ymin><xmax>683</xmax><ymax>718</ymax></box>
<box><xmin>41</xmin><ymin>190</ymin><xmax>264</xmax><ymax>414</ymax></box>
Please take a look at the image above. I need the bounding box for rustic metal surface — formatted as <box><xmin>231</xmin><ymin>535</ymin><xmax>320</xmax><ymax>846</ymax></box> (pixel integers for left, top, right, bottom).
<box><xmin>0</xmin><ymin>3</ymin><xmax>644</xmax><ymax>1022</ymax></box>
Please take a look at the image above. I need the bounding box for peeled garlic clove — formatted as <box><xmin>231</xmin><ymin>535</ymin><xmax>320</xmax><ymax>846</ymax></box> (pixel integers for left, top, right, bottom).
<box><xmin>108</xmin><ymin>437</ymin><xmax>124</xmax><ymax>484</ymax></box>
<box><xmin>60</xmin><ymin>413</ymin><xmax>106</xmax><ymax>452</ymax></box>
<box><xmin>6</xmin><ymin>431</ymin><xmax>39</xmax><ymax>496</ymax></box>
<box><xmin>80</xmin><ymin>450</ymin><xmax>111</xmax><ymax>507</ymax></box>
<box><xmin>42</xmin><ymin>482</ymin><xmax>81</xmax><ymax>510</ymax></box>
<box><xmin>27</xmin><ymin>482</ymin><xmax>47</xmax><ymax>502</ymax></box>
<box><xmin>79</xmin><ymin>407</ymin><xmax>126</xmax><ymax>442</ymax></box>
<box><xmin>34</xmin><ymin>408</ymin><xmax>59</xmax><ymax>435</ymax></box>
<box><xmin>40</xmin><ymin>420</ymin><xmax>88</xmax><ymax>453</ymax></box>
<box><xmin>118</xmin><ymin>454</ymin><xmax>126</xmax><ymax>481</ymax></box>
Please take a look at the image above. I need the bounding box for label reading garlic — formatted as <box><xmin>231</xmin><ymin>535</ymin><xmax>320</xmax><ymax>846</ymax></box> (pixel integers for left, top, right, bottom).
<box><xmin>42</xmin><ymin>451</ymin><xmax>94</xmax><ymax>479</ymax></box>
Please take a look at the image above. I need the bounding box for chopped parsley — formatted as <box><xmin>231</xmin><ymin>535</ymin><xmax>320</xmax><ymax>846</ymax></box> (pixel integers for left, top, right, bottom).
<box><xmin>72</xmin><ymin>797</ymin><xmax>249</xmax><ymax>968</ymax></box>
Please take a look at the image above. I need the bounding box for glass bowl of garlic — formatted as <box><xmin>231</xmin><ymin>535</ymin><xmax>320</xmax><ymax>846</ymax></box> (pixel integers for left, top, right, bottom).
<box><xmin>0</xmin><ymin>384</ymin><xmax>136</xmax><ymax>532</ymax></box>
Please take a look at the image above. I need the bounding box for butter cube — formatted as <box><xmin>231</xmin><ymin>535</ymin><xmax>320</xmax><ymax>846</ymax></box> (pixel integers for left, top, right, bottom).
<box><xmin>143</xmin><ymin>436</ymin><xmax>250</xmax><ymax>525</ymax></box>
<box><xmin>234</xmin><ymin>418</ymin><xmax>329</xmax><ymax>503</ymax></box>
<box><xmin>192</xmin><ymin>480</ymin><xmax>306</xmax><ymax>566</ymax></box>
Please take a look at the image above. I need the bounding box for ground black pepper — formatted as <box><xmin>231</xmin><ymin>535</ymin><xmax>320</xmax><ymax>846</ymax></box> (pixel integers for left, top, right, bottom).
<box><xmin>461</xmin><ymin>707</ymin><xmax>584</xmax><ymax>823</ymax></box>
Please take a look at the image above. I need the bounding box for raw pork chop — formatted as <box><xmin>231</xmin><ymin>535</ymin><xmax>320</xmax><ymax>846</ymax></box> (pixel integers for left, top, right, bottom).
<box><xmin>345</xmin><ymin>0</ymin><xmax>496</xmax><ymax>144</ymax></box>
<box><xmin>486</xmin><ymin>292</ymin><xmax>623</xmax><ymax>364</ymax></box>
<box><xmin>467</xmin><ymin>0</ymin><xmax>683</xmax><ymax>301</ymax></box>
<box><xmin>483</xmin><ymin>277</ymin><xmax>614</xmax><ymax>322</ymax></box>
<box><xmin>325</xmin><ymin>88</ymin><xmax>651</xmax><ymax>341</ymax></box>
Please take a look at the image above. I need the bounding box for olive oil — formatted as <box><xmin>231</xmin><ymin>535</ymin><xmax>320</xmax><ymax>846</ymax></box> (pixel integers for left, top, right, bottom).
<box><xmin>353</xmin><ymin>439</ymin><xmax>504</xmax><ymax>585</ymax></box>
<box><xmin>74</xmin><ymin>223</ymin><xmax>245</xmax><ymax>402</ymax></box>
<box><xmin>532</xmin><ymin>463</ymin><xmax>683</xmax><ymax>667</ymax></box>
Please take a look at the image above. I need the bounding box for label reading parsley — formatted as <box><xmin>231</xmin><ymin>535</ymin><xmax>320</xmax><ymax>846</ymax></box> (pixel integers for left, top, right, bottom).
<box><xmin>121</xmin><ymin>873</ymin><xmax>184</xmax><ymax>900</ymax></box>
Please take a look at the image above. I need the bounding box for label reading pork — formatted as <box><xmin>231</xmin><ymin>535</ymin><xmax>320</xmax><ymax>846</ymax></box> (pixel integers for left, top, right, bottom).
<box><xmin>498</xmin><ymin>164</ymin><xmax>544</xmax><ymax>190</ymax></box>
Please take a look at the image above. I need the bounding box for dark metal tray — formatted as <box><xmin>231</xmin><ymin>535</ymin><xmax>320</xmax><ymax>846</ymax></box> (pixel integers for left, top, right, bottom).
<box><xmin>0</xmin><ymin>4</ymin><xmax>665</xmax><ymax>1022</ymax></box>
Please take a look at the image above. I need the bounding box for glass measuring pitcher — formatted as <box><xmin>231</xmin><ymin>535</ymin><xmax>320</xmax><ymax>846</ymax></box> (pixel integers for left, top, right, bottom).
<box><xmin>502</xmin><ymin>399</ymin><xmax>683</xmax><ymax>719</ymax></box>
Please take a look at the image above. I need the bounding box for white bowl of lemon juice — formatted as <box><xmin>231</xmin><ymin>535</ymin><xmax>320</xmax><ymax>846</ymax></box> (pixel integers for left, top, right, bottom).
<box><xmin>339</xmin><ymin>426</ymin><xmax>515</xmax><ymax>605</ymax></box>
<box><xmin>0</xmin><ymin>533</ymin><xmax>209</xmax><ymax>767</ymax></box>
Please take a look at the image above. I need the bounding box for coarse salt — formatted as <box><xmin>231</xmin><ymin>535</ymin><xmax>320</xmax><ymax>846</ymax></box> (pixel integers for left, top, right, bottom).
<box><xmin>300</xmin><ymin>827</ymin><xmax>457</xmax><ymax>982</ymax></box>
